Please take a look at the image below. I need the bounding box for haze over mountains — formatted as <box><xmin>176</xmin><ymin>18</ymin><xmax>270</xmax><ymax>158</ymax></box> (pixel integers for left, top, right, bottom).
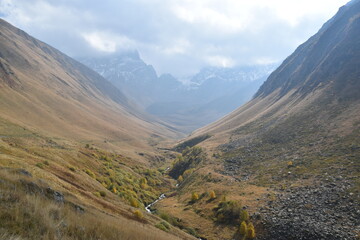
<box><xmin>81</xmin><ymin>54</ymin><xmax>276</xmax><ymax>132</ymax></box>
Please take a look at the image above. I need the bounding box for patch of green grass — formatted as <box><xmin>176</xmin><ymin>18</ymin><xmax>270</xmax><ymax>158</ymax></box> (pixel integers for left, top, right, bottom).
<box><xmin>155</xmin><ymin>221</ymin><xmax>170</xmax><ymax>232</ymax></box>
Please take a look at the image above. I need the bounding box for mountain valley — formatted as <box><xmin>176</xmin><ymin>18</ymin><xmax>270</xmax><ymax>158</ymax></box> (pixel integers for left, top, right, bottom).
<box><xmin>0</xmin><ymin>1</ymin><xmax>359</xmax><ymax>240</ymax></box>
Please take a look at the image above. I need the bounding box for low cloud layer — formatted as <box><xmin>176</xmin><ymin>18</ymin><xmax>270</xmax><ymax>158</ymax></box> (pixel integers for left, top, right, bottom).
<box><xmin>0</xmin><ymin>0</ymin><xmax>349</xmax><ymax>76</ymax></box>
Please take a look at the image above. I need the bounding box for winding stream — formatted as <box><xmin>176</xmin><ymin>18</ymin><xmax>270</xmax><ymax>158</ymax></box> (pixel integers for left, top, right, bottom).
<box><xmin>145</xmin><ymin>193</ymin><xmax>166</xmax><ymax>213</ymax></box>
<box><xmin>145</xmin><ymin>166</ymin><xmax>172</xmax><ymax>213</ymax></box>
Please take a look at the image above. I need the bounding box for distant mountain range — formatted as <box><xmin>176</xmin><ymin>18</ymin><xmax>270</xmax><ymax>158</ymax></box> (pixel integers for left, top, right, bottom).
<box><xmin>81</xmin><ymin>54</ymin><xmax>276</xmax><ymax>133</ymax></box>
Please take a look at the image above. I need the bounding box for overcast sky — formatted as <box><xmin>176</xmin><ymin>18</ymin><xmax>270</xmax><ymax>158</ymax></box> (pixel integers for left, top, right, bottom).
<box><xmin>0</xmin><ymin>0</ymin><xmax>350</xmax><ymax>77</ymax></box>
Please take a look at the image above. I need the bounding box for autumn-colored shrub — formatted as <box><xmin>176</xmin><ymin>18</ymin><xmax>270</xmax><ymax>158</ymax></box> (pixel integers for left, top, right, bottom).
<box><xmin>133</xmin><ymin>210</ymin><xmax>143</xmax><ymax>219</ymax></box>
<box><xmin>130</xmin><ymin>198</ymin><xmax>139</xmax><ymax>208</ymax></box>
<box><xmin>177</xmin><ymin>175</ymin><xmax>183</xmax><ymax>183</ymax></box>
<box><xmin>247</xmin><ymin>222</ymin><xmax>256</xmax><ymax>239</ymax></box>
<box><xmin>240</xmin><ymin>221</ymin><xmax>247</xmax><ymax>236</ymax></box>
<box><xmin>191</xmin><ymin>192</ymin><xmax>199</xmax><ymax>202</ymax></box>
<box><xmin>209</xmin><ymin>190</ymin><xmax>216</xmax><ymax>199</ymax></box>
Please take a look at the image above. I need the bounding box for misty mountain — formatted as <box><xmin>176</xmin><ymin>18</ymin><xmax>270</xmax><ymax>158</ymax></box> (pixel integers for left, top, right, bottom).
<box><xmin>81</xmin><ymin>54</ymin><xmax>276</xmax><ymax>133</ymax></box>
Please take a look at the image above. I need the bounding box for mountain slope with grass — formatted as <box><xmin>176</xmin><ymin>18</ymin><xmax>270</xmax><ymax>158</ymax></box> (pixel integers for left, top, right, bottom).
<box><xmin>0</xmin><ymin>18</ymin><xmax>183</xmax><ymax>158</ymax></box>
<box><xmin>157</xmin><ymin>1</ymin><xmax>360</xmax><ymax>239</ymax></box>
<box><xmin>0</xmin><ymin>19</ymin><xmax>196</xmax><ymax>240</ymax></box>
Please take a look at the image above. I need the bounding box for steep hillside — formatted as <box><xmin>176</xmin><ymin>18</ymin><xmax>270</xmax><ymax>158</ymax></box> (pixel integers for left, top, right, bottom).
<box><xmin>156</xmin><ymin>2</ymin><xmax>360</xmax><ymax>239</ymax></box>
<box><xmin>0</xmin><ymin>19</ymin><xmax>196</xmax><ymax>240</ymax></box>
<box><xmin>0</xmin><ymin>19</ymin><xmax>182</xmax><ymax>158</ymax></box>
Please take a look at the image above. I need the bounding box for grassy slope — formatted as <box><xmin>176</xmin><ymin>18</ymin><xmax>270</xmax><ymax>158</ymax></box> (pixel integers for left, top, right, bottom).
<box><xmin>0</xmin><ymin>118</ymin><xmax>195</xmax><ymax>240</ymax></box>
<box><xmin>0</xmin><ymin>18</ymin><xmax>183</xmax><ymax>160</ymax></box>
<box><xmin>0</xmin><ymin>19</ymin><xmax>193</xmax><ymax>239</ymax></box>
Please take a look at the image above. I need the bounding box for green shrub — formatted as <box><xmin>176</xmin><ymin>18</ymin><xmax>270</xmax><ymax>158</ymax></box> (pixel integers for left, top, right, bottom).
<box><xmin>185</xmin><ymin>227</ymin><xmax>197</xmax><ymax>236</ymax></box>
<box><xmin>85</xmin><ymin>169</ymin><xmax>95</xmax><ymax>178</ymax></box>
<box><xmin>35</xmin><ymin>163</ymin><xmax>44</xmax><ymax>169</ymax></box>
<box><xmin>214</xmin><ymin>200</ymin><xmax>242</xmax><ymax>223</ymax></box>
<box><xmin>155</xmin><ymin>221</ymin><xmax>170</xmax><ymax>232</ymax></box>
<box><xmin>68</xmin><ymin>166</ymin><xmax>76</xmax><ymax>172</ymax></box>
<box><xmin>240</xmin><ymin>210</ymin><xmax>249</xmax><ymax>222</ymax></box>
<box><xmin>159</xmin><ymin>212</ymin><xmax>170</xmax><ymax>222</ymax></box>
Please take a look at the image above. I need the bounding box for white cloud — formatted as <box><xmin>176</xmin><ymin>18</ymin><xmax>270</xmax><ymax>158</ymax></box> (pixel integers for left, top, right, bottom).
<box><xmin>205</xmin><ymin>55</ymin><xmax>235</xmax><ymax>68</ymax></box>
<box><xmin>162</xmin><ymin>39</ymin><xmax>191</xmax><ymax>55</ymax></box>
<box><xmin>254</xmin><ymin>57</ymin><xmax>279</xmax><ymax>65</ymax></box>
<box><xmin>172</xmin><ymin>4</ymin><xmax>249</xmax><ymax>34</ymax></box>
<box><xmin>0</xmin><ymin>0</ymin><xmax>351</xmax><ymax>76</ymax></box>
<box><xmin>82</xmin><ymin>31</ymin><xmax>135</xmax><ymax>53</ymax></box>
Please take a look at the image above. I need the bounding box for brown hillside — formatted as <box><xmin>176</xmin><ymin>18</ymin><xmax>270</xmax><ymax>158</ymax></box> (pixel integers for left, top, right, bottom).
<box><xmin>165</xmin><ymin>2</ymin><xmax>360</xmax><ymax>239</ymax></box>
<box><xmin>0</xmin><ymin>19</ymin><xmax>183</xmax><ymax>159</ymax></box>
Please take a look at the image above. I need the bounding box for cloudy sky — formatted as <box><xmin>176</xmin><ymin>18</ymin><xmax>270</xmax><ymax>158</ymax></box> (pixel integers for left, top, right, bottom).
<box><xmin>0</xmin><ymin>0</ymin><xmax>350</xmax><ymax>77</ymax></box>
